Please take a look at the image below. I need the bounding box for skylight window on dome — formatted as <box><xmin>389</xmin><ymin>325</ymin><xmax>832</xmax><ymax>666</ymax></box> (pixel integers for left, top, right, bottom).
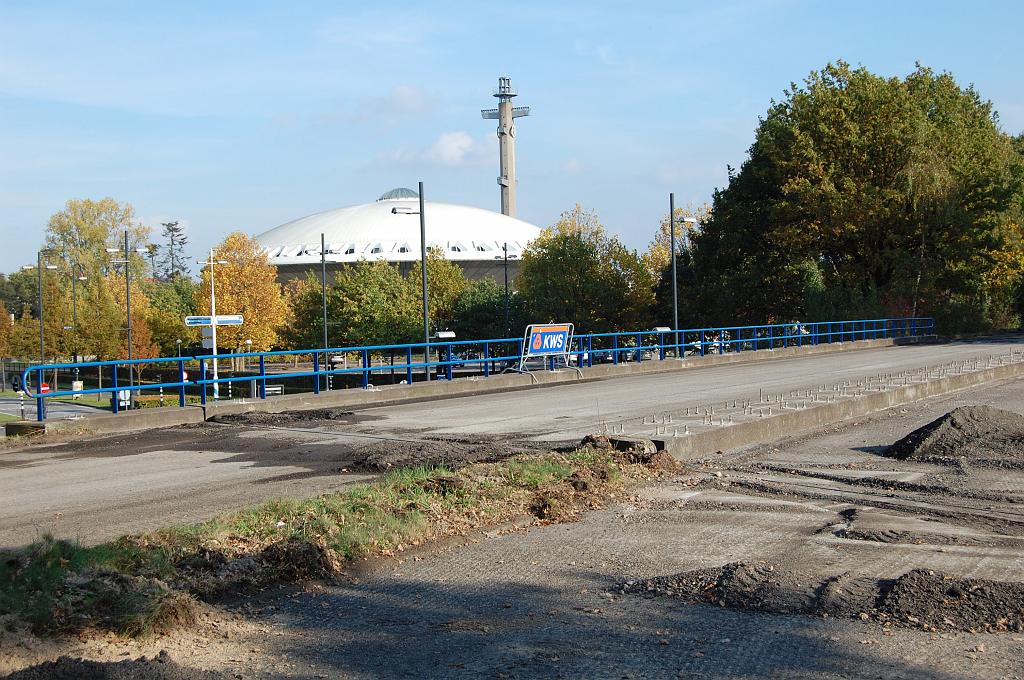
<box><xmin>398</xmin><ymin>243</ymin><xmax>410</xmax><ymax>253</ymax></box>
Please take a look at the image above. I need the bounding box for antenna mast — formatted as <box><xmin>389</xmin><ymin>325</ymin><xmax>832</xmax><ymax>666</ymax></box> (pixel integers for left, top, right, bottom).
<box><xmin>481</xmin><ymin>76</ymin><xmax>530</xmax><ymax>217</ymax></box>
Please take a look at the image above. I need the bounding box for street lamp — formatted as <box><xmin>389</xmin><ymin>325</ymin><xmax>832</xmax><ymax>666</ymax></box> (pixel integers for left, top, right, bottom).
<box><xmin>107</xmin><ymin>230</ymin><xmax>150</xmax><ymax>403</ymax></box>
<box><xmin>62</xmin><ymin>266</ymin><xmax>88</xmax><ymax>377</ymax></box>
<box><xmin>198</xmin><ymin>251</ymin><xmax>229</xmax><ymax>400</ymax></box>
<box><xmin>319</xmin><ymin>232</ymin><xmax>330</xmax><ymax>390</ymax></box>
<box><xmin>668</xmin><ymin>193</ymin><xmax>697</xmax><ymax>357</ymax></box>
<box><xmin>20</xmin><ymin>252</ymin><xmax>58</xmax><ymax>367</ymax></box>
<box><xmin>391</xmin><ymin>180</ymin><xmax>431</xmax><ymax>381</ymax></box>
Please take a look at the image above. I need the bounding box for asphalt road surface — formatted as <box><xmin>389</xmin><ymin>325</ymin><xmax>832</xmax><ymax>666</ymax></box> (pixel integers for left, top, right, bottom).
<box><xmin>0</xmin><ymin>396</ymin><xmax>102</xmax><ymax>422</ymax></box>
<box><xmin>1</xmin><ymin>336</ymin><xmax>1021</xmax><ymax>548</ymax></box>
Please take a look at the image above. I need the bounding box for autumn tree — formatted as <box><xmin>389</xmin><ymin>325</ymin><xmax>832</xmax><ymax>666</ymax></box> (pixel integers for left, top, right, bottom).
<box><xmin>196</xmin><ymin>232</ymin><xmax>287</xmax><ymax>352</ymax></box>
<box><xmin>0</xmin><ymin>309</ymin><xmax>12</xmax><ymax>358</ymax></box>
<box><xmin>517</xmin><ymin>205</ymin><xmax>656</xmax><ymax>332</ymax></box>
<box><xmin>44</xmin><ymin>198</ymin><xmax>151</xmax><ymax>280</ymax></box>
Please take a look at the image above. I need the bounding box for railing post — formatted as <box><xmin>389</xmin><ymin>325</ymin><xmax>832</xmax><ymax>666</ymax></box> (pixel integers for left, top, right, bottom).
<box><xmin>636</xmin><ymin>333</ymin><xmax>643</xmax><ymax>362</ymax></box>
<box><xmin>737</xmin><ymin>328</ymin><xmax>742</xmax><ymax>353</ymax></box>
<box><xmin>612</xmin><ymin>335</ymin><xmax>619</xmax><ymax>365</ymax></box>
<box><xmin>178</xmin><ymin>359</ymin><xmax>186</xmax><ymax>407</ymax></box>
<box><xmin>361</xmin><ymin>350</ymin><xmax>370</xmax><ymax>388</ymax></box>
<box><xmin>483</xmin><ymin>342</ymin><xmax>490</xmax><ymax>377</ymax></box>
<box><xmin>768</xmin><ymin>325</ymin><xmax>774</xmax><ymax>349</ymax></box>
<box><xmin>405</xmin><ymin>347</ymin><xmax>413</xmax><ymax>384</ymax></box>
<box><xmin>445</xmin><ymin>344</ymin><xmax>453</xmax><ymax>380</ymax></box>
<box><xmin>198</xmin><ymin>359</ymin><xmax>206</xmax><ymax>406</ymax></box>
<box><xmin>658</xmin><ymin>332</ymin><xmax>665</xmax><ymax>360</ymax></box>
<box><xmin>259</xmin><ymin>355</ymin><xmax>267</xmax><ymax>399</ymax></box>
<box><xmin>313</xmin><ymin>352</ymin><xmax>321</xmax><ymax>395</ymax></box>
<box><xmin>586</xmin><ymin>336</ymin><xmax>593</xmax><ymax>367</ymax></box>
<box><xmin>111</xmin><ymin>364</ymin><xmax>120</xmax><ymax>414</ymax></box>
<box><xmin>35</xmin><ymin>367</ymin><xmax>45</xmax><ymax>422</ymax></box>
<box><xmin>700</xmin><ymin>330</ymin><xmax>705</xmax><ymax>357</ymax></box>
<box><xmin>798</xmin><ymin>323</ymin><xmax>803</xmax><ymax>347</ymax></box>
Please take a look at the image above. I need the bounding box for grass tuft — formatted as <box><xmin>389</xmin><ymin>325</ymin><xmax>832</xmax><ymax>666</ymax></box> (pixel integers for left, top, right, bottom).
<box><xmin>0</xmin><ymin>446</ymin><xmax>666</xmax><ymax>638</ymax></box>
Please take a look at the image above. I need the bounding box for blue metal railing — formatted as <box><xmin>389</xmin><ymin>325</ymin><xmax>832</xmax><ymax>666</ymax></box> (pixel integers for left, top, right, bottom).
<box><xmin>18</xmin><ymin>317</ymin><xmax>933</xmax><ymax>421</ymax></box>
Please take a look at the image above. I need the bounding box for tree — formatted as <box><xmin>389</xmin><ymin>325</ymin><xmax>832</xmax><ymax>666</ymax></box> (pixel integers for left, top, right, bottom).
<box><xmin>646</xmin><ymin>203</ymin><xmax>712</xmax><ymax>275</ymax></box>
<box><xmin>329</xmin><ymin>261</ymin><xmax>420</xmax><ymax>346</ymax></box>
<box><xmin>451</xmin><ymin>277</ymin><xmax>529</xmax><ymax>339</ymax></box>
<box><xmin>144</xmin><ymin>277</ymin><xmax>200</xmax><ymax>355</ymax></box>
<box><xmin>157</xmin><ymin>221</ymin><xmax>190</xmax><ymax>280</ymax></box>
<box><xmin>517</xmin><ymin>205</ymin><xmax>656</xmax><ymax>332</ymax></box>
<box><xmin>196</xmin><ymin>232</ymin><xmax>287</xmax><ymax>352</ymax></box>
<box><xmin>406</xmin><ymin>250</ymin><xmax>468</xmax><ymax>331</ymax></box>
<box><xmin>0</xmin><ymin>308</ymin><xmax>12</xmax><ymax>358</ymax></box>
<box><xmin>43</xmin><ymin>198</ymin><xmax>151</xmax><ymax>280</ymax></box>
<box><xmin>694</xmin><ymin>61</ymin><xmax>1023</xmax><ymax>329</ymax></box>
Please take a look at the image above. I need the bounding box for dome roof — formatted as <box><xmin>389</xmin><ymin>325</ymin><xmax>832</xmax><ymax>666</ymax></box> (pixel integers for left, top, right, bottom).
<box><xmin>376</xmin><ymin>187</ymin><xmax>419</xmax><ymax>201</ymax></box>
<box><xmin>255</xmin><ymin>193</ymin><xmax>541</xmax><ymax>265</ymax></box>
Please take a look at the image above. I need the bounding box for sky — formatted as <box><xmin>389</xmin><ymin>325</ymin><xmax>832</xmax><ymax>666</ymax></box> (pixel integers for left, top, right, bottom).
<box><xmin>1</xmin><ymin>0</ymin><xmax>1022</xmax><ymax>274</ymax></box>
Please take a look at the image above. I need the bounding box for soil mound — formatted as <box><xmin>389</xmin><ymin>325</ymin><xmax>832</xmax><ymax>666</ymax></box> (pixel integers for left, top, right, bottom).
<box><xmin>887</xmin><ymin>405</ymin><xmax>1024</xmax><ymax>464</ymax></box>
<box><xmin>2</xmin><ymin>651</ymin><xmax>224</xmax><ymax>680</ymax></box>
<box><xmin>211</xmin><ymin>409</ymin><xmax>355</xmax><ymax>425</ymax></box>
<box><xmin>624</xmin><ymin>562</ymin><xmax>1024</xmax><ymax>632</ymax></box>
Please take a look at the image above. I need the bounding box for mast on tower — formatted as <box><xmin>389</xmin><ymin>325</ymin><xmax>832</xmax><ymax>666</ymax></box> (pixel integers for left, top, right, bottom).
<box><xmin>481</xmin><ymin>76</ymin><xmax>530</xmax><ymax>217</ymax></box>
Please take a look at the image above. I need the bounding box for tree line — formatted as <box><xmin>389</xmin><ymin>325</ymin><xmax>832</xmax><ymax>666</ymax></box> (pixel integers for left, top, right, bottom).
<box><xmin>1</xmin><ymin>62</ymin><xmax>1022</xmax><ymax>365</ymax></box>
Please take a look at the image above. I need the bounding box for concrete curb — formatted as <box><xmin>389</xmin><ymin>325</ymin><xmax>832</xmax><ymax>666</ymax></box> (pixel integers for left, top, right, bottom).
<box><xmin>654</xmin><ymin>358</ymin><xmax>1024</xmax><ymax>460</ymax></box>
<box><xmin>4</xmin><ymin>336</ymin><xmax>933</xmax><ymax>438</ymax></box>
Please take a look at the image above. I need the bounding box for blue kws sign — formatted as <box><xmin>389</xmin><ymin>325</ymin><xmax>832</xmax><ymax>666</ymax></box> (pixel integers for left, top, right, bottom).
<box><xmin>524</xmin><ymin>324</ymin><xmax>572</xmax><ymax>356</ymax></box>
<box><xmin>517</xmin><ymin>323</ymin><xmax>576</xmax><ymax>373</ymax></box>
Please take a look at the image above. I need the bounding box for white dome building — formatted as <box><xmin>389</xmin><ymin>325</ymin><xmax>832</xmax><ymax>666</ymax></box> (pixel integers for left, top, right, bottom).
<box><xmin>255</xmin><ymin>188</ymin><xmax>542</xmax><ymax>282</ymax></box>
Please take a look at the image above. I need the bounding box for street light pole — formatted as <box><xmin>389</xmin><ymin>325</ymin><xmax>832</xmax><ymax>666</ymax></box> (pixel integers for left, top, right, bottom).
<box><xmin>418</xmin><ymin>181</ymin><xmax>430</xmax><ymax>380</ymax></box>
<box><xmin>390</xmin><ymin>182</ymin><xmax>431</xmax><ymax>381</ymax></box>
<box><xmin>320</xmin><ymin>232</ymin><xmax>329</xmax><ymax>390</ymax></box>
<box><xmin>669</xmin><ymin>193</ymin><xmax>679</xmax><ymax>354</ymax></box>
<box><xmin>503</xmin><ymin>242</ymin><xmax>510</xmax><ymax>335</ymax></box>
<box><xmin>198</xmin><ymin>251</ymin><xmax>229</xmax><ymax>400</ymax></box>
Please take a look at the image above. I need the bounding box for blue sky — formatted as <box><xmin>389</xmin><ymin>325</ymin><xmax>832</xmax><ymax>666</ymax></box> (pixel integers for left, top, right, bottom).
<box><xmin>1</xmin><ymin>0</ymin><xmax>1022</xmax><ymax>274</ymax></box>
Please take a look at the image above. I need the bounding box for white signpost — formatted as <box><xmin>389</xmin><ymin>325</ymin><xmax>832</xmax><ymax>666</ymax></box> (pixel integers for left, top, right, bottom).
<box><xmin>185</xmin><ymin>269</ymin><xmax>244</xmax><ymax>401</ymax></box>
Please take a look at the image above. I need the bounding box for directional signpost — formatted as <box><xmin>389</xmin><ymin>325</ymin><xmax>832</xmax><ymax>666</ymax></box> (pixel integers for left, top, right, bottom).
<box><xmin>184</xmin><ymin>314</ymin><xmax>243</xmax><ymax>399</ymax></box>
<box><xmin>184</xmin><ymin>315</ymin><xmax>243</xmax><ymax>327</ymax></box>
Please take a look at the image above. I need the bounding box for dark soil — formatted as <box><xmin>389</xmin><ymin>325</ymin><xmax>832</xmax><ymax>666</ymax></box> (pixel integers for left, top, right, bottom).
<box><xmin>887</xmin><ymin>405</ymin><xmax>1024</xmax><ymax>466</ymax></box>
<box><xmin>209</xmin><ymin>408</ymin><xmax>358</xmax><ymax>425</ymax></box>
<box><xmin>623</xmin><ymin>561</ymin><xmax>1024</xmax><ymax>632</ymax></box>
<box><xmin>1</xmin><ymin>651</ymin><xmax>225</xmax><ymax>680</ymax></box>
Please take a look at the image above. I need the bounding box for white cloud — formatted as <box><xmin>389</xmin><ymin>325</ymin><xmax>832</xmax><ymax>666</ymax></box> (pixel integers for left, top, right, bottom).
<box><xmin>384</xmin><ymin>131</ymin><xmax>492</xmax><ymax>167</ymax></box>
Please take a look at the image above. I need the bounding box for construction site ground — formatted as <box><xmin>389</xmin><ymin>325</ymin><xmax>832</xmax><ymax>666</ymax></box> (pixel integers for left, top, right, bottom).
<box><xmin>3</xmin><ymin>375</ymin><xmax>1024</xmax><ymax>678</ymax></box>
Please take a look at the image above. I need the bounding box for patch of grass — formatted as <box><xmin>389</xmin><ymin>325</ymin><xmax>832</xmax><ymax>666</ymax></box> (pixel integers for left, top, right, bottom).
<box><xmin>1</xmin><ymin>447</ymin><xmax>666</xmax><ymax>638</ymax></box>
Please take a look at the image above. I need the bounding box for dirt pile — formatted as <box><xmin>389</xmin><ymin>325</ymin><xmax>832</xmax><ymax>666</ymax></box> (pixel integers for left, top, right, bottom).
<box><xmin>210</xmin><ymin>408</ymin><xmax>356</xmax><ymax>425</ymax></box>
<box><xmin>887</xmin><ymin>405</ymin><xmax>1024</xmax><ymax>465</ymax></box>
<box><xmin>2</xmin><ymin>651</ymin><xmax>224</xmax><ymax>680</ymax></box>
<box><xmin>623</xmin><ymin>562</ymin><xmax>1024</xmax><ymax>632</ymax></box>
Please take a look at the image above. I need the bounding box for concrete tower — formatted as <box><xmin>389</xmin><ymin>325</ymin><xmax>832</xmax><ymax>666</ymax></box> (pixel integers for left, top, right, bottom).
<box><xmin>481</xmin><ymin>76</ymin><xmax>530</xmax><ymax>217</ymax></box>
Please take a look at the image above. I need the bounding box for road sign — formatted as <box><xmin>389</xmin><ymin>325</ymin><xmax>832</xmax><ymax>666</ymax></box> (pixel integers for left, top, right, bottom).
<box><xmin>516</xmin><ymin>323</ymin><xmax>576</xmax><ymax>374</ymax></box>
<box><xmin>185</xmin><ymin>314</ymin><xmax>244</xmax><ymax>327</ymax></box>
<box><xmin>524</xmin><ymin>324</ymin><xmax>572</xmax><ymax>357</ymax></box>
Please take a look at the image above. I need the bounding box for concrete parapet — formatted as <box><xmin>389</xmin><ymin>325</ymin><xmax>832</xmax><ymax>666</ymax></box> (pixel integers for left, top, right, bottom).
<box><xmin>3</xmin><ymin>406</ymin><xmax>205</xmax><ymax>438</ymax></box>
<box><xmin>655</xmin><ymin>357</ymin><xmax>1024</xmax><ymax>460</ymax></box>
<box><xmin>5</xmin><ymin>335</ymin><xmax>935</xmax><ymax>438</ymax></box>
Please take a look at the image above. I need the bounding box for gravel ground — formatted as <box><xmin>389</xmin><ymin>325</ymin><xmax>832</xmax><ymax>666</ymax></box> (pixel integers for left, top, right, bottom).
<box><xmin>5</xmin><ymin>378</ymin><xmax>1024</xmax><ymax>678</ymax></box>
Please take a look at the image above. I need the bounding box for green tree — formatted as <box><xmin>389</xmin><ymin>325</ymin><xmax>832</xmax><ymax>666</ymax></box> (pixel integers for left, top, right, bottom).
<box><xmin>518</xmin><ymin>205</ymin><xmax>656</xmax><ymax>332</ymax></box>
<box><xmin>695</xmin><ymin>61</ymin><xmax>1022</xmax><ymax>329</ymax></box>
<box><xmin>157</xmin><ymin>221</ymin><xmax>190</xmax><ymax>280</ymax></box>
<box><xmin>406</xmin><ymin>250</ymin><xmax>468</xmax><ymax>331</ymax></box>
<box><xmin>451</xmin><ymin>277</ymin><xmax>528</xmax><ymax>339</ymax></box>
<box><xmin>144</xmin><ymin>277</ymin><xmax>200</xmax><ymax>355</ymax></box>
